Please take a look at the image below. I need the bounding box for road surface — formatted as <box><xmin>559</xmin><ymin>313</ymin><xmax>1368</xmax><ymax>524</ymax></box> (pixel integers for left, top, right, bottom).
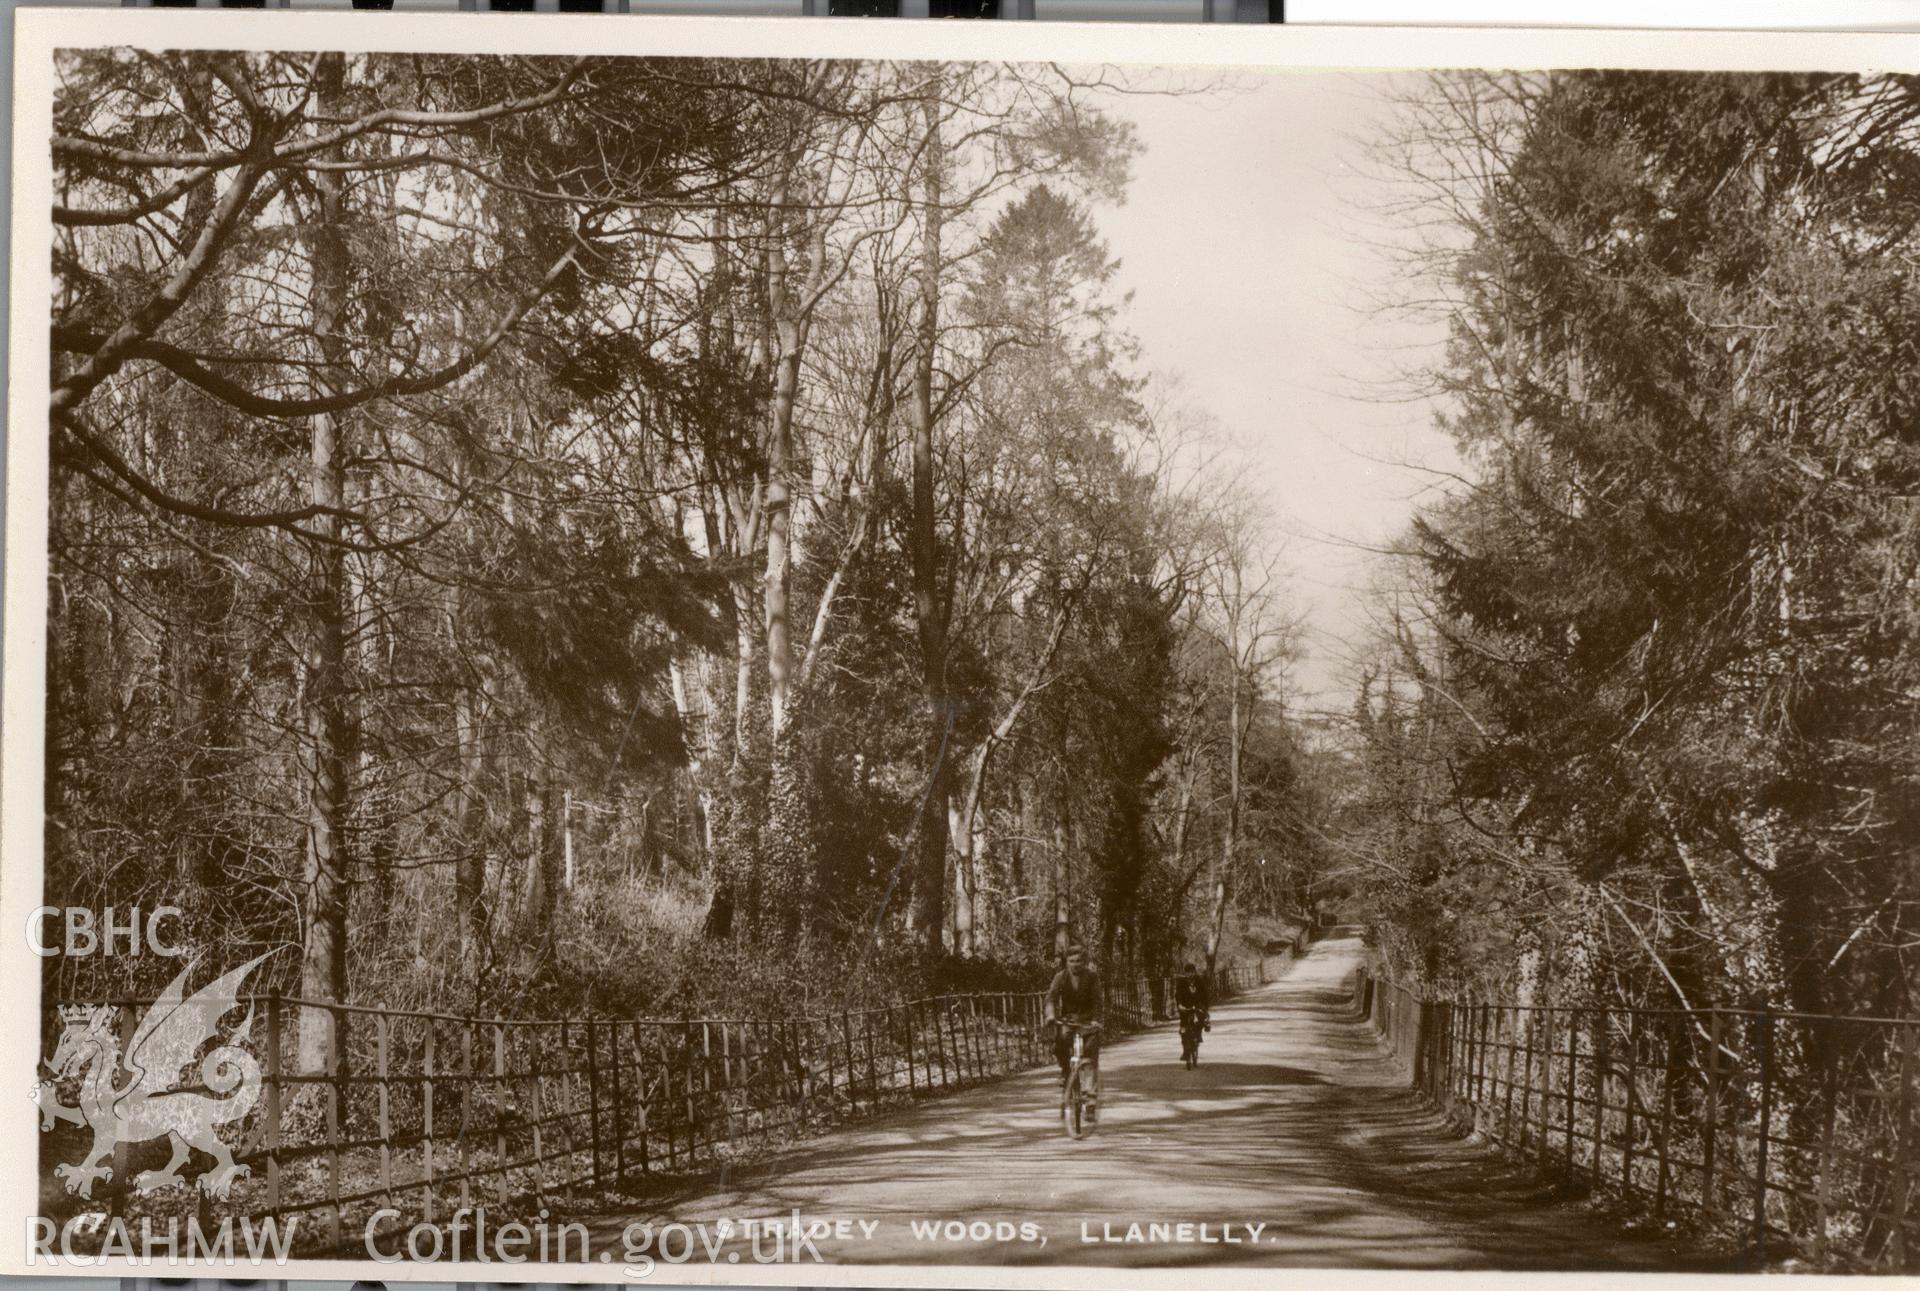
<box><xmin>592</xmin><ymin>934</ymin><xmax>1719</xmax><ymax>1270</ymax></box>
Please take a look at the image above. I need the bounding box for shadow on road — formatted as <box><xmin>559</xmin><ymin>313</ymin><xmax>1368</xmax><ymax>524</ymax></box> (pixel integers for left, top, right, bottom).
<box><xmin>584</xmin><ymin>935</ymin><xmax>1731</xmax><ymax>1271</ymax></box>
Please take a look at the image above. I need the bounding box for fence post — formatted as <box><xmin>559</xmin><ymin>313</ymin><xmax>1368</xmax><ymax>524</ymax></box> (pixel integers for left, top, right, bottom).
<box><xmin>1405</xmin><ymin>994</ymin><xmax>1419</xmax><ymax>1087</ymax></box>
<box><xmin>840</xmin><ymin>1012</ymin><xmax>857</xmax><ymax>1110</ymax></box>
<box><xmin>1754</xmin><ymin>1005</ymin><xmax>1774</xmax><ymax>1260</ymax></box>
<box><xmin>1450</xmin><ymin>1002</ymin><xmax>1463</xmax><ymax>1108</ymax></box>
<box><xmin>1540</xmin><ymin>1008</ymin><xmax>1557</xmax><ymax>1163</ymax></box>
<box><xmin>1892</xmin><ymin>1022</ymin><xmax>1914</xmax><ymax>1270</ymax></box>
<box><xmin>265</xmin><ymin>988</ymin><xmax>283</xmax><ymax>1215</ymax></box>
<box><xmin>1704</xmin><ymin>1009</ymin><xmax>1722</xmax><ymax>1219</ymax></box>
<box><xmin>778</xmin><ymin>1019</ymin><xmax>796</xmax><ymax>1118</ymax></box>
<box><xmin>1501</xmin><ymin>1006</ymin><xmax>1519</xmax><ymax>1146</ymax></box>
<box><xmin>324</xmin><ymin>1003</ymin><xmax>344</xmax><ymax>1248</ymax></box>
<box><xmin>1481</xmin><ymin>1004</ymin><xmax>1495</xmax><ymax>1114</ymax></box>
<box><xmin>376</xmin><ymin>1013</ymin><xmax>394</xmax><ymax>1210</ymax></box>
<box><xmin>654</xmin><ymin>1026</ymin><xmax>677</xmax><ymax>1169</ymax></box>
<box><xmin>632</xmin><ymin>1023</ymin><xmax>650</xmax><ymax>1170</ymax></box>
<box><xmin>1461</xmin><ymin>1002</ymin><xmax>1474</xmax><ymax>1115</ymax></box>
<box><xmin>424</xmin><ymin>1020</ymin><xmax>439</xmax><ymax>1222</ymax></box>
<box><xmin>1624</xmin><ymin>1010</ymin><xmax>1641</xmax><ymax>1198</ymax></box>
<box><xmin>702</xmin><ymin>1020</ymin><xmax>714</xmax><ymax>1123</ymax></box>
<box><xmin>1565</xmin><ymin>1011</ymin><xmax>1579</xmax><ymax>1170</ymax></box>
<box><xmin>1415</xmin><ymin>998</ymin><xmax>1433</xmax><ymax>1094</ymax></box>
<box><xmin>1480</xmin><ymin>1004</ymin><xmax>1495</xmax><ymax>1122</ymax></box>
<box><xmin>608</xmin><ymin>1019</ymin><xmax>628</xmax><ymax>1185</ymax></box>
<box><xmin>1518</xmin><ymin>1005</ymin><xmax>1536</xmax><ymax>1153</ymax></box>
<box><xmin>587</xmin><ymin>1018</ymin><xmax>604</xmax><ymax>1188</ymax></box>
<box><xmin>1443</xmin><ymin>1006</ymin><xmax>1459</xmax><ymax>1106</ymax></box>
<box><xmin>491</xmin><ymin>1024</ymin><xmax>510</xmax><ymax>1205</ymax></box>
<box><xmin>110</xmin><ymin>1004</ymin><xmax>135</xmax><ymax>1225</ymax></box>
<box><xmin>528</xmin><ymin>1026</ymin><xmax>550</xmax><ymax>1194</ymax></box>
<box><xmin>1813</xmin><ymin>1055</ymin><xmax>1838</xmax><ymax>1266</ymax></box>
<box><xmin>1477</xmin><ymin>1004</ymin><xmax>1493</xmax><ymax>1126</ymax></box>
<box><xmin>679</xmin><ymin>1022</ymin><xmax>696</xmax><ymax>1161</ymax></box>
<box><xmin>1467</xmin><ymin>1000</ymin><xmax>1481</xmax><ymax>1120</ymax></box>
<box><xmin>904</xmin><ymin>1004</ymin><xmax>918</xmax><ymax>1094</ymax></box>
<box><xmin>459</xmin><ymin>1022</ymin><xmax>475</xmax><ymax>1210</ymax></box>
<box><xmin>1656</xmin><ymin>1012</ymin><xmax>1679</xmax><ymax>1219</ymax></box>
<box><xmin>1592</xmin><ymin>1009</ymin><xmax>1607</xmax><ymax>1187</ymax></box>
<box><xmin>1453</xmin><ymin>1002</ymin><xmax>1467</xmax><ymax>1109</ymax></box>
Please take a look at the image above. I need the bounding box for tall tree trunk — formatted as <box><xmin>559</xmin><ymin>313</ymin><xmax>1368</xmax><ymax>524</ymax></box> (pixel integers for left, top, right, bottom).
<box><xmin>296</xmin><ymin>52</ymin><xmax>354</xmax><ymax>1075</ymax></box>
<box><xmin>1009</xmin><ymin>779</ymin><xmax>1028</xmax><ymax>898</ymax></box>
<box><xmin>762</xmin><ymin>188</ymin><xmax>803</xmax><ymax>740</ymax></box>
<box><xmin>1205</xmin><ymin>668</ymin><xmax>1244</xmax><ymax>975</ymax></box>
<box><xmin>906</xmin><ymin>82</ymin><xmax>950</xmax><ymax>953</ymax></box>
<box><xmin>949</xmin><ymin>802</ymin><xmax>973</xmax><ymax>956</ymax></box>
<box><xmin>1052</xmin><ymin>797</ymin><xmax>1073</xmax><ymax>958</ymax></box>
<box><xmin>700</xmin><ymin>583</ymin><xmax>758</xmax><ymax>940</ymax></box>
<box><xmin>667</xmin><ymin>655</ymin><xmax>715</xmax><ymax>861</ymax></box>
<box><xmin>453</xmin><ymin>674</ymin><xmax>488</xmax><ymax>982</ymax></box>
<box><xmin>948</xmin><ymin>599</ymin><xmax>1073</xmax><ymax>957</ymax></box>
<box><xmin>347</xmin><ymin>553</ymin><xmax>399</xmax><ymax>958</ymax></box>
<box><xmin>730</xmin><ymin>584</ymin><xmax>757</xmax><ymax>764</ymax></box>
<box><xmin>527</xmin><ymin>741</ymin><xmax>564</xmax><ymax>935</ymax></box>
<box><xmin>759</xmin><ymin>174</ymin><xmax>826</xmax><ymax>945</ymax></box>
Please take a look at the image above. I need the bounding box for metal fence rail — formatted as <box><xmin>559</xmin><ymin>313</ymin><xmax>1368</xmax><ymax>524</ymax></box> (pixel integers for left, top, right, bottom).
<box><xmin>1356</xmin><ymin>969</ymin><xmax>1918</xmax><ymax>1272</ymax></box>
<box><xmin>43</xmin><ymin>935</ymin><xmax>1300</xmax><ymax>1254</ymax></box>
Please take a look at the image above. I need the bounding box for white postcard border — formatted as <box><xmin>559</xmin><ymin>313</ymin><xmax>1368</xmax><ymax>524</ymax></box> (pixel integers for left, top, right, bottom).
<box><xmin>5</xmin><ymin>10</ymin><xmax>1916</xmax><ymax>1286</ymax></box>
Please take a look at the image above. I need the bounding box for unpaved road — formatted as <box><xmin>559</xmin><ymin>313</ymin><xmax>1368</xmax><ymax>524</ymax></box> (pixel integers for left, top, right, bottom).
<box><xmin>591</xmin><ymin>935</ymin><xmax>1720</xmax><ymax>1270</ymax></box>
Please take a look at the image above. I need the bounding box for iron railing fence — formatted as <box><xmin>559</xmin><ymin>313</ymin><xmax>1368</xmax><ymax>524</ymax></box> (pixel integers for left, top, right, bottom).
<box><xmin>40</xmin><ymin>933</ymin><xmax>1303</xmax><ymax>1254</ymax></box>
<box><xmin>1356</xmin><ymin>968</ymin><xmax>1918</xmax><ymax>1272</ymax></box>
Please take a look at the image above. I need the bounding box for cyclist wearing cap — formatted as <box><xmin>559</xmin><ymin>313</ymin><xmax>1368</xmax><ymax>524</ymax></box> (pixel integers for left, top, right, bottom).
<box><xmin>1175</xmin><ymin>961</ymin><xmax>1211</xmax><ymax>1022</ymax></box>
<box><xmin>1175</xmin><ymin>961</ymin><xmax>1211</xmax><ymax>1064</ymax></box>
<box><xmin>1044</xmin><ymin>943</ymin><xmax>1103</xmax><ymax>1086</ymax></box>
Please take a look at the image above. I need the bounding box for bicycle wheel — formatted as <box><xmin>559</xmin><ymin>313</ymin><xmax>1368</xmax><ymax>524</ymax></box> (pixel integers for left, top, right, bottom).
<box><xmin>1062</xmin><ymin>1062</ymin><xmax>1090</xmax><ymax>1139</ymax></box>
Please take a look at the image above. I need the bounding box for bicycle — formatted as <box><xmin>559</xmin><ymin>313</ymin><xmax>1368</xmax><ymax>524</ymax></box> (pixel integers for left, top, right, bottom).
<box><xmin>1056</xmin><ymin>1020</ymin><xmax>1102</xmax><ymax>1139</ymax></box>
<box><xmin>1178</xmin><ymin>1005</ymin><xmax>1207</xmax><ymax>1069</ymax></box>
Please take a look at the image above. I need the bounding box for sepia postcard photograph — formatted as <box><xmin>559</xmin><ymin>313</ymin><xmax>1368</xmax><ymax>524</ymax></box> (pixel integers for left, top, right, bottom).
<box><xmin>3</xmin><ymin>10</ymin><xmax>1917</xmax><ymax>1284</ymax></box>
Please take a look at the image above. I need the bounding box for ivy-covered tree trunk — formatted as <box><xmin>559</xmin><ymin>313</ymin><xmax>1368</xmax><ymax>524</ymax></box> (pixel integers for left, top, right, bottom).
<box><xmin>1204</xmin><ymin>667</ymin><xmax>1243</xmax><ymax>975</ymax></box>
<box><xmin>1052</xmin><ymin>798</ymin><xmax>1073</xmax><ymax>957</ymax></box>
<box><xmin>524</xmin><ymin>736</ymin><xmax>565</xmax><ymax>939</ymax></box>
<box><xmin>906</xmin><ymin>83</ymin><xmax>950</xmax><ymax>954</ymax></box>
<box><xmin>760</xmin><ymin>733</ymin><xmax>818</xmax><ymax>949</ymax></box>
<box><xmin>295</xmin><ymin>50</ymin><xmax>354</xmax><ymax>1076</ymax></box>
<box><xmin>453</xmin><ymin>666</ymin><xmax>489</xmax><ymax>982</ymax></box>
<box><xmin>948</xmin><ymin>801</ymin><xmax>974</xmax><ymax>957</ymax></box>
<box><xmin>762</xmin><ymin>188</ymin><xmax>803</xmax><ymax>740</ymax></box>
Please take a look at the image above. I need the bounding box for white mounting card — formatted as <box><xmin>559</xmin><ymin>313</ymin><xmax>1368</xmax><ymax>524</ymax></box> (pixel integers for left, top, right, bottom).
<box><xmin>6</xmin><ymin>9</ymin><xmax>1919</xmax><ymax>1288</ymax></box>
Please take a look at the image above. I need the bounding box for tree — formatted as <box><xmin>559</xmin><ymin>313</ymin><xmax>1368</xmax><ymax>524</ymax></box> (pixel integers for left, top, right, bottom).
<box><xmin>51</xmin><ymin>51</ymin><xmax>746</xmax><ymax>1038</ymax></box>
<box><xmin>1191</xmin><ymin>495</ymin><xmax>1294</xmax><ymax>972</ymax></box>
<box><xmin>1360</xmin><ymin>70</ymin><xmax>1920</xmax><ymax>1022</ymax></box>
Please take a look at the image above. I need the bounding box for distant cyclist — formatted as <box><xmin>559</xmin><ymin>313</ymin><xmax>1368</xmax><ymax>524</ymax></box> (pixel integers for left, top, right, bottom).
<box><xmin>1175</xmin><ymin>962</ymin><xmax>1210</xmax><ymax>1067</ymax></box>
<box><xmin>1044</xmin><ymin>943</ymin><xmax>1103</xmax><ymax>1087</ymax></box>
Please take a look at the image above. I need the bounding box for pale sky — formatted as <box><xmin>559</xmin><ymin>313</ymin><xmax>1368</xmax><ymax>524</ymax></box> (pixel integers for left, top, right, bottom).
<box><xmin>1093</xmin><ymin>72</ymin><xmax>1460</xmax><ymax>715</ymax></box>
